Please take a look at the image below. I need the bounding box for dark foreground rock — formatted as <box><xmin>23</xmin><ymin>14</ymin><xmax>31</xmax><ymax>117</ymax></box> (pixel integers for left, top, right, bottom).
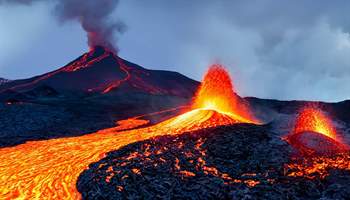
<box><xmin>77</xmin><ymin>124</ymin><xmax>350</xmax><ymax>200</ymax></box>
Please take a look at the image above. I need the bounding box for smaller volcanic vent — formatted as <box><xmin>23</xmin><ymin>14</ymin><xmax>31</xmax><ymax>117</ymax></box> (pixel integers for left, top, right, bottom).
<box><xmin>287</xmin><ymin>107</ymin><xmax>347</xmax><ymax>155</ymax></box>
<box><xmin>293</xmin><ymin>107</ymin><xmax>336</xmax><ymax>140</ymax></box>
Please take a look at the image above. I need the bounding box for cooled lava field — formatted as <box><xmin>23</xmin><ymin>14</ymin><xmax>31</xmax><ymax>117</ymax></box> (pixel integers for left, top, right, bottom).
<box><xmin>77</xmin><ymin>124</ymin><xmax>350</xmax><ymax>200</ymax></box>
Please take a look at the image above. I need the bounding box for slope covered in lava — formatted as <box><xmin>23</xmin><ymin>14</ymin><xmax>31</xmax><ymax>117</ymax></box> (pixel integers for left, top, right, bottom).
<box><xmin>78</xmin><ymin>123</ymin><xmax>350</xmax><ymax>200</ymax></box>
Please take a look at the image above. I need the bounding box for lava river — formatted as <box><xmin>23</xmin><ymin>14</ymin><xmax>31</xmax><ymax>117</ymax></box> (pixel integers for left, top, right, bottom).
<box><xmin>0</xmin><ymin>64</ymin><xmax>258</xmax><ymax>199</ymax></box>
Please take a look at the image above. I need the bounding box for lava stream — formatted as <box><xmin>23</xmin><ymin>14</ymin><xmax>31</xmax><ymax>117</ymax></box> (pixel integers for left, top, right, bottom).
<box><xmin>102</xmin><ymin>56</ymin><xmax>131</xmax><ymax>93</ymax></box>
<box><xmin>0</xmin><ymin>64</ymin><xmax>258</xmax><ymax>199</ymax></box>
<box><xmin>0</xmin><ymin>47</ymin><xmax>110</xmax><ymax>93</ymax></box>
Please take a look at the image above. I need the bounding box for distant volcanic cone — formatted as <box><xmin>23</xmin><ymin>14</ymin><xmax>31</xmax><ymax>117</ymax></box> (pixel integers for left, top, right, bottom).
<box><xmin>287</xmin><ymin>107</ymin><xmax>348</xmax><ymax>155</ymax></box>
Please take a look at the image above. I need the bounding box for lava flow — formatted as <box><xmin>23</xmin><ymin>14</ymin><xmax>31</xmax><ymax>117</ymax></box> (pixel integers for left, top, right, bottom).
<box><xmin>0</xmin><ymin>64</ymin><xmax>258</xmax><ymax>199</ymax></box>
<box><xmin>285</xmin><ymin>107</ymin><xmax>350</xmax><ymax>179</ymax></box>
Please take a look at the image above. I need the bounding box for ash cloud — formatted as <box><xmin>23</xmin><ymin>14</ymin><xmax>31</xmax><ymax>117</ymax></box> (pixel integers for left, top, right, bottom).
<box><xmin>0</xmin><ymin>0</ymin><xmax>124</xmax><ymax>53</ymax></box>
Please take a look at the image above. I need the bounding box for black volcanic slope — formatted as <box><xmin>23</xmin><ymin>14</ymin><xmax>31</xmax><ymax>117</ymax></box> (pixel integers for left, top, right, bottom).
<box><xmin>0</xmin><ymin>46</ymin><xmax>198</xmax><ymax>96</ymax></box>
<box><xmin>0</xmin><ymin>47</ymin><xmax>199</xmax><ymax>147</ymax></box>
<box><xmin>77</xmin><ymin>124</ymin><xmax>350</xmax><ymax>200</ymax></box>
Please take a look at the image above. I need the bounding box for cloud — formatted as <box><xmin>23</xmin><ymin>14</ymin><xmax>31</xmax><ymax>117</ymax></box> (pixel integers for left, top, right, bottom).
<box><xmin>118</xmin><ymin>0</ymin><xmax>350</xmax><ymax>102</ymax></box>
<box><xmin>1</xmin><ymin>0</ymin><xmax>350</xmax><ymax>102</ymax></box>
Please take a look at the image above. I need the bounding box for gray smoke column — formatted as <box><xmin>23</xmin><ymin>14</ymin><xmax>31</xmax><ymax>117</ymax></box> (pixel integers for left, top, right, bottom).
<box><xmin>0</xmin><ymin>0</ymin><xmax>124</xmax><ymax>53</ymax></box>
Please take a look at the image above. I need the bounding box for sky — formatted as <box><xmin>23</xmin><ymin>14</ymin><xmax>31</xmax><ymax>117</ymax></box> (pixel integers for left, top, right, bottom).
<box><xmin>1</xmin><ymin>0</ymin><xmax>350</xmax><ymax>102</ymax></box>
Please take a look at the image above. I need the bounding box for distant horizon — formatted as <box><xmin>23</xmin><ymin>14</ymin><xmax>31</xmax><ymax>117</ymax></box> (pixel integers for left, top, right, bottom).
<box><xmin>1</xmin><ymin>0</ymin><xmax>350</xmax><ymax>102</ymax></box>
<box><xmin>0</xmin><ymin>46</ymin><xmax>345</xmax><ymax>104</ymax></box>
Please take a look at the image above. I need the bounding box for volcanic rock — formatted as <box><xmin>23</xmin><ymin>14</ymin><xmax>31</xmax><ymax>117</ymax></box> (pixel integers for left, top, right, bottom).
<box><xmin>287</xmin><ymin>131</ymin><xmax>347</xmax><ymax>155</ymax></box>
<box><xmin>77</xmin><ymin>123</ymin><xmax>350</xmax><ymax>200</ymax></box>
<box><xmin>77</xmin><ymin>124</ymin><xmax>291</xmax><ymax>199</ymax></box>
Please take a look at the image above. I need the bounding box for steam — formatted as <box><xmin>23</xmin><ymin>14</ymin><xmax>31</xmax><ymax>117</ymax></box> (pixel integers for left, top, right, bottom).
<box><xmin>0</xmin><ymin>0</ymin><xmax>124</xmax><ymax>53</ymax></box>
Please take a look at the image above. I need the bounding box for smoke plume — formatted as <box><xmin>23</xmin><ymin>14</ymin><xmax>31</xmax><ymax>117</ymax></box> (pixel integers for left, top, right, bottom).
<box><xmin>0</xmin><ymin>0</ymin><xmax>124</xmax><ymax>53</ymax></box>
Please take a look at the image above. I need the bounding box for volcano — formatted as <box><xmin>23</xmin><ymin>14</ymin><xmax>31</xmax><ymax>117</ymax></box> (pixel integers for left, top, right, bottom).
<box><xmin>0</xmin><ymin>47</ymin><xmax>200</xmax><ymax>147</ymax></box>
<box><xmin>0</xmin><ymin>46</ymin><xmax>198</xmax><ymax>98</ymax></box>
<box><xmin>151</xmin><ymin>64</ymin><xmax>259</xmax><ymax>134</ymax></box>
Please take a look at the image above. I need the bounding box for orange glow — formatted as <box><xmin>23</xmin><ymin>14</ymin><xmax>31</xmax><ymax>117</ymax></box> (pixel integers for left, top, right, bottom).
<box><xmin>292</xmin><ymin>107</ymin><xmax>337</xmax><ymax>140</ymax></box>
<box><xmin>102</xmin><ymin>56</ymin><xmax>131</xmax><ymax>93</ymax></box>
<box><xmin>193</xmin><ymin>64</ymin><xmax>258</xmax><ymax>124</ymax></box>
<box><xmin>0</xmin><ymin>64</ymin><xmax>259</xmax><ymax>199</ymax></box>
<box><xmin>286</xmin><ymin>153</ymin><xmax>350</xmax><ymax>179</ymax></box>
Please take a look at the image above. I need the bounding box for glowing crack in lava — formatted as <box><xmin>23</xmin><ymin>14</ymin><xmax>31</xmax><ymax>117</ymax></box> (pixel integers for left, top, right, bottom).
<box><xmin>0</xmin><ymin>64</ymin><xmax>258</xmax><ymax>199</ymax></box>
<box><xmin>285</xmin><ymin>107</ymin><xmax>350</xmax><ymax>179</ymax></box>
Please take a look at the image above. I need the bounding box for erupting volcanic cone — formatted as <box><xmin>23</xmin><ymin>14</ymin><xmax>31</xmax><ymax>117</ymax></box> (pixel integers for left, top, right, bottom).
<box><xmin>113</xmin><ymin>64</ymin><xmax>259</xmax><ymax>135</ymax></box>
<box><xmin>287</xmin><ymin>107</ymin><xmax>347</xmax><ymax>155</ymax></box>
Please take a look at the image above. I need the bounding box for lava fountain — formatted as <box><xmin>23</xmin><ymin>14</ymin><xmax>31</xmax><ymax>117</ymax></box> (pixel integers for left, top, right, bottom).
<box><xmin>0</xmin><ymin>64</ymin><xmax>258</xmax><ymax>199</ymax></box>
<box><xmin>191</xmin><ymin>64</ymin><xmax>258</xmax><ymax>124</ymax></box>
<box><xmin>287</xmin><ymin>107</ymin><xmax>347</xmax><ymax>155</ymax></box>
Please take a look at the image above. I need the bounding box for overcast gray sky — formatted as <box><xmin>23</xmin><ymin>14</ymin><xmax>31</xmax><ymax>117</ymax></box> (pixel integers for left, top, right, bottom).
<box><xmin>1</xmin><ymin>0</ymin><xmax>350</xmax><ymax>102</ymax></box>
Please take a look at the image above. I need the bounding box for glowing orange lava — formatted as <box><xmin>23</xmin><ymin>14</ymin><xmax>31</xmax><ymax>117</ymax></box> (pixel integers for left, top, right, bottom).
<box><xmin>292</xmin><ymin>107</ymin><xmax>337</xmax><ymax>140</ymax></box>
<box><xmin>0</xmin><ymin>64</ymin><xmax>258</xmax><ymax>199</ymax></box>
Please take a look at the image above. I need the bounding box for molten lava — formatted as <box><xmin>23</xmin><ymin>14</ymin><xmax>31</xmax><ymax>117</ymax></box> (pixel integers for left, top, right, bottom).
<box><xmin>0</xmin><ymin>64</ymin><xmax>258</xmax><ymax>199</ymax></box>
